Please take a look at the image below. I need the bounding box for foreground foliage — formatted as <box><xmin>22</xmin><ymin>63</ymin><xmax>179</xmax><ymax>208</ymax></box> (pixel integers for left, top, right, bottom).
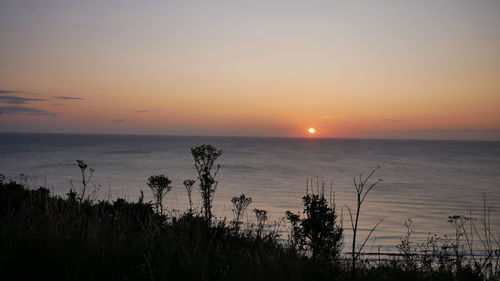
<box><xmin>286</xmin><ymin>182</ymin><xmax>343</xmax><ymax>262</ymax></box>
<box><xmin>0</xmin><ymin>179</ymin><xmax>496</xmax><ymax>281</ymax></box>
<box><xmin>0</xmin><ymin>145</ymin><xmax>498</xmax><ymax>281</ymax></box>
<box><xmin>0</xmin><ymin>180</ymin><xmax>338</xmax><ymax>281</ymax></box>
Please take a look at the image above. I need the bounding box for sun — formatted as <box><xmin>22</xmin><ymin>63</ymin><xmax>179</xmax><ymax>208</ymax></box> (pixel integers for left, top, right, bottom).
<box><xmin>308</xmin><ymin>127</ymin><xmax>316</xmax><ymax>134</ymax></box>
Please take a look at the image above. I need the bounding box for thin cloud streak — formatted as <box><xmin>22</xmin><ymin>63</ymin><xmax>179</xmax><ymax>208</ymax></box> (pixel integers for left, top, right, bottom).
<box><xmin>0</xmin><ymin>96</ymin><xmax>46</xmax><ymax>104</ymax></box>
<box><xmin>54</xmin><ymin>96</ymin><xmax>85</xmax><ymax>100</ymax></box>
<box><xmin>0</xmin><ymin>106</ymin><xmax>57</xmax><ymax>117</ymax></box>
<box><xmin>0</xmin><ymin>90</ymin><xmax>38</xmax><ymax>96</ymax></box>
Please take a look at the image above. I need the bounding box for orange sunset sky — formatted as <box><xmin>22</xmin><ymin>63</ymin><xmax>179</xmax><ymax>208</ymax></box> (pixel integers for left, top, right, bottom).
<box><xmin>1</xmin><ymin>1</ymin><xmax>500</xmax><ymax>140</ymax></box>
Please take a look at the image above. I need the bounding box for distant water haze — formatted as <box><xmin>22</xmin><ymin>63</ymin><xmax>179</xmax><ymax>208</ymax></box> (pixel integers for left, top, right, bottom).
<box><xmin>1</xmin><ymin>133</ymin><xmax>499</xmax><ymax>252</ymax></box>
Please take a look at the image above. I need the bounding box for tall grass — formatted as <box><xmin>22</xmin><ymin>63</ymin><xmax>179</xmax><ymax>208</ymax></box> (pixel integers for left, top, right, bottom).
<box><xmin>0</xmin><ymin>143</ymin><xmax>498</xmax><ymax>281</ymax></box>
<box><xmin>2</xmin><ymin>178</ymin><xmax>497</xmax><ymax>281</ymax></box>
<box><xmin>0</xmin><ymin>179</ymin><xmax>335</xmax><ymax>281</ymax></box>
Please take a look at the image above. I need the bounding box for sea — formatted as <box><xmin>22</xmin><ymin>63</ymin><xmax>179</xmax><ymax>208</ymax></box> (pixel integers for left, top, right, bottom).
<box><xmin>1</xmin><ymin>132</ymin><xmax>499</xmax><ymax>254</ymax></box>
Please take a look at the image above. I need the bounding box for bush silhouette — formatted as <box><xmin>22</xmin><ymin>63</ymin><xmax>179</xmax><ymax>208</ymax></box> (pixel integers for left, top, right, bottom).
<box><xmin>286</xmin><ymin>183</ymin><xmax>343</xmax><ymax>262</ymax></box>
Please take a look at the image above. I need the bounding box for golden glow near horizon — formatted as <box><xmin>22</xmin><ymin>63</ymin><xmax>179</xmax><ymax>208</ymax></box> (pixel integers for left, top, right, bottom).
<box><xmin>0</xmin><ymin>1</ymin><xmax>500</xmax><ymax>140</ymax></box>
<box><xmin>308</xmin><ymin>128</ymin><xmax>316</xmax><ymax>135</ymax></box>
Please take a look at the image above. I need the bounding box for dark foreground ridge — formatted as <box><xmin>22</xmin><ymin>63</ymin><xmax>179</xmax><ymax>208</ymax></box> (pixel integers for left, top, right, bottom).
<box><xmin>0</xmin><ymin>144</ymin><xmax>498</xmax><ymax>281</ymax></box>
<box><xmin>0</xmin><ymin>179</ymin><xmax>337</xmax><ymax>281</ymax></box>
<box><xmin>1</xmin><ymin>180</ymin><xmax>496</xmax><ymax>281</ymax></box>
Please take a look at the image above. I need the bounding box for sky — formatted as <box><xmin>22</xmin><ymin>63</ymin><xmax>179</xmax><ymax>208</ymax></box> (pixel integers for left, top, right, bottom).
<box><xmin>1</xmin><ymin>0</ymin><xmax>500</xmax><ymax>140</ymax></box>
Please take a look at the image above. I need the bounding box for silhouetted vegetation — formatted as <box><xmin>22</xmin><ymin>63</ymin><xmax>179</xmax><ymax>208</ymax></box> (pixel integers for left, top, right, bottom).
<box><xmin>286</xmin><ymin>180</ymin><xmax>343</xmax><ymax>262</ymax></box>
<box><xmin>231</xmin><ymin>193</ymin><xmax>252</xmax><ymax>229</ymax></box>
<box><xmin>72</xmin><ymin>159</ymin><xmax>95</xmax><ymax>202</ymax></box>
<box><xmin>147</xmin><ymin>174</ymin><xmax>172</xmax><ymax>215</ymax></box>
<box><xmin>183</xmin><ymin>179</ymin><xmax>196</xmax><ymax>214</ymax></box>
<box><xmin>0</xmin><ymin>145</ymin><xmax>498</xmax><ymax>281</ymax></box>
<box><xmin>254</xmin><ymin>208</ymin><xmax>268</xmax><ymax>238</ymax></box>
<box><xmin>191</xmin><ymin>144</ymin><xmax>223</xmax><ymax>221</ymax></box>
<box><xmin>346</xmin><ymin>167</ymin><xmax>383</xmax><ymax>280</ymax></box>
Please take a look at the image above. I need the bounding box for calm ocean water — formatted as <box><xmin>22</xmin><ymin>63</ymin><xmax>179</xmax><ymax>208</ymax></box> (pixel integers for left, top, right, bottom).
<box><xmin>1</xmin><ymin>132</ymin><xmax>499</xmax><ymax>252</ymax></box>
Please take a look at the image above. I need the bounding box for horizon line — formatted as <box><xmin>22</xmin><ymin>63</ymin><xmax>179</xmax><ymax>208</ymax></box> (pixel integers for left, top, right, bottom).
<box><xmin>1</xmin><ymin>130</ymin><xmax>499</xmax><ymax>143</ymax></box>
